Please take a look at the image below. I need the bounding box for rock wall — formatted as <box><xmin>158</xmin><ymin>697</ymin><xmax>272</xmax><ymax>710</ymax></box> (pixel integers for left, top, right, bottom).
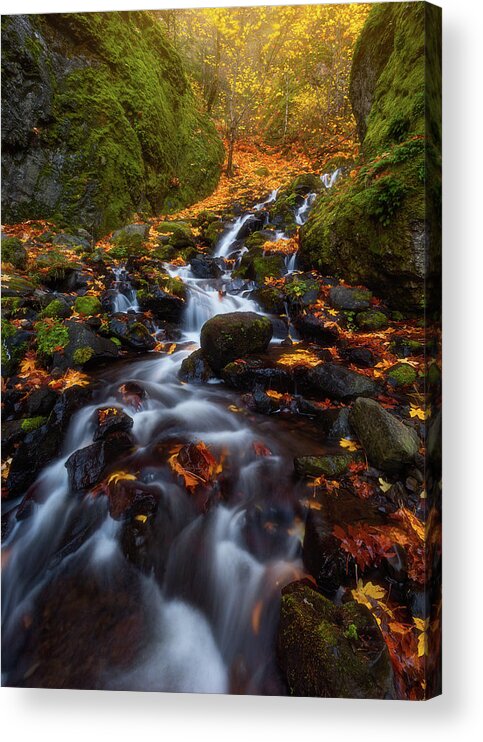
<box><xmin>300</xmin><ymin>2</ymin><xmax>442</xmax><ymax>312</ymax></box>
<box><xmin>1</xmin><ymin>12</ymin><xmax>224</xmax><ymax>236</ymax></box>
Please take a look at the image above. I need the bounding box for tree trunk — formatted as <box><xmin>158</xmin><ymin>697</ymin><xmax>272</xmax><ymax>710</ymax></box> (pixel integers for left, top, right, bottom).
<box><xmin>226</xmin><ymin>134</ymin><xmax>236</xmax><ymax>178</ymax></box>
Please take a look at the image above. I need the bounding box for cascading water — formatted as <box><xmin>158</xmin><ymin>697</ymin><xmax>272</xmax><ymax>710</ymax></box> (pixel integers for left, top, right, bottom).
<box><xmin>111</xmin><ymin>265</ymin><xmax>139</xmax><ymax>313</ymax></box>
<box><xmin>321</xmin><ymin>167</ymin><xmax>342</xmax><ymax>189</ymax></box>
<box><xmin>1</xmin><ymin>173</ymin><xmax>336</xmax><ymax>692</ymax></box>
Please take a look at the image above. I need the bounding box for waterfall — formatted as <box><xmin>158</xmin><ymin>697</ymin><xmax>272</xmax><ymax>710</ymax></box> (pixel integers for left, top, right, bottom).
<box><xmin>321</xmin><ymin>167</ymin><xmax>342</xmax><ymax>189</ymax></box>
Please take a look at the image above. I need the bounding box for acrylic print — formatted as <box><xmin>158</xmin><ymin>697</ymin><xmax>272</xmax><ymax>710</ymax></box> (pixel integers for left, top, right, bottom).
<box><xmin>1</xmin><ymin>2</ymin><xmax>442</xmax><ymax>699</ymax></box>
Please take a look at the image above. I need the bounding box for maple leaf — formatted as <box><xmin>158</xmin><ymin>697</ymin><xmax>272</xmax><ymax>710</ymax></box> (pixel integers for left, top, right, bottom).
<box><xmin>339</xmin><ymin>437</ymin><xmax>358</xmax><ymax>452</ymax></box>
<box><xmin>378</xmin><ymin>477</ymin><xmax>392</xmax><ymax>493</ymax></box>
<box><xmin>409</xmin><ymin>404</ymin><xmax>428</xmax><ymax>421</ymax></box>
<box><xmin>351</xmin><ymin>579</ymin><xmax>386</xmax><ymax>610</ymax></box>
<box><xmin>168</xmin><ymin>441</ymin><xmax>221</xmax><ymax>493</ymax></box>
<box><xmin>413</xmin><ymin>617</ymin><xmax>430</xmax><ymax>657</ymax></box>
<box><xmin>253</xmin><ymin>441</ymin><xmax>272</xmax><ymax>457</ymax></box>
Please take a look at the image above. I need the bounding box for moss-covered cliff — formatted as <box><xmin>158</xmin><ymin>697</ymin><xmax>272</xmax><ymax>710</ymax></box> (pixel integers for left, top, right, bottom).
<box><xmin>1</xmin><ymin>12</ymin><xmax>224</xmax><ymax>235</ymax></box>
<box><xmin>300</xmin><ymin>2</ymin><xmax>441</xmax><ymax>312</ymax></box>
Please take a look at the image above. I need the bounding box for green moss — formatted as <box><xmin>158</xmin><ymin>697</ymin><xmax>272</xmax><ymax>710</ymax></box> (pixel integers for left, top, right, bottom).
<box><xmin>35</xmin><ymin>319</ymin><xmax>69</xmax><ymax>356</ymax></box>
<box><xmin>356</xmin><ymin>310</ymin><xmax>388</xmax><ymax>331</ymax></box>
<box><xmin>1</xmin><ymin>237</ymin><xmax>27</xmax><ymax>269</ymax></box>
<box><xmin>74</xmin><ymin>296</ymin><xmax>102</xmax><ymax>316</ymax></box>
<box><xmin>110</xmin><ymin>336</ymin><xmax>122</xmax><ymax>347</ymax></box>
<box><xmin>39</xmin><ymin>299</ymin><xmax>70</xmax><ymax>319</ymax></box>
<box><xmin>3</xmin><ymin>12</ymin><xmax>224</xmax><ymax>234</ymax></box>
<box><xmin>300</xmin><ymin>2</ymin><xmax>441</xmax><ymax>313</ymax></box>
<box><xmin>1</xmin><ymin>297</ymin><xmax>23</xmax><ymax>319</ymax></box>
<box><xmin>387</xmin><ymin>363</ymin><xmax>417</xmax><ymax>386</ymax></box>
<box><xmin>21</xmin><ymin>416</ymin><xmax>47</xmax><ymax>433</ymax></box>
<box><xmin>72</xmin><ymin>346</ymin><xmax>95</xmax><ymax>365</ymax></box>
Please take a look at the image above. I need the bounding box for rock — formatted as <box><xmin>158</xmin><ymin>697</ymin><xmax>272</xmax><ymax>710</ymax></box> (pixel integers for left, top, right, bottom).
<box><xmin>294</xmin><ymin>453</ymin><xmax>355</xmax><ymax>478</ymax></box>
<box><xmin>329</xmin><ymin>286</ymin><xmax>372</xmax><ymax>311</ymax></box>
<box><xmin>349</xmin><ymin>397</ymin><xmax>419</xmax><ymax>472</ymax></box>
<box><xmin>298</xmin><ymin>403</ymin><xmax>351</xmax><ymax>439</ymax></box>
<box><xmin>1</xmin><ymin>14</ymin><xmax>223</xmax><ymax>236</ymax></box>
<box><xmin>108</xmin><ymin>480</ymin><xmax>160</xmax><ymax>521</ymax></box>
<box><xmin>111</xmin><ymin>223</ymin><xmax>150</xmax><ymax>242</ymax></box>
<box><xmin>1</xmin><ymin>275</ymin><xmax>36</xmax><ymax>297</ymax></box>
<box><xmin>221</xmin><ymin>357</ymin><xmax>292</xmax><ymax>393</ymax></box>
<box><xmin>61</xmin><ymin>320</ymin><xmax>120</xmax><ymax>369</ymax></box>
<box><xmin>6</xmin><ymin>385</ymin><xmax>92</xmax><ymax>497</ymax></box>
<box><xmin>293</xmin><ymin>313</ymin><xmax>339</xmax><ymax>345</ymax></box>
<box><xmin>355</xmin><ymin>309</ymin><xmax>388</xmax><ymax>331</ymax></box>
<box><xmin>156</xmin><ymin>221</ymin><xmax>195</xmax><ymax>250</ymax></box>
<box><xmin>73</xmin><ymin>295</ymin><xmax>102</xmax><ymax>316</ymax></box>
<box><xmin>390</xmin><ymin>337</ymin><xmax>424</xmax><ymax>357</ymax></box>
<box><xmin>108</xmin><ymin>314</ymin><xmax>156</xmax><ymax>352</ymax></box>
<box><xmin>200</xmin><ymin>312</ymin><xmax>273</xmax><ymax>372</ymax></box>
<box><xmin>52</xmin><ymin>232</ymin><xmax>90</xmax><ymax>250</ymax></box>
<box><xmin>189</xmin><ymin>253</ymin><xmax>223</xmax><ymax>279</ymax></box>
<box><xmin>93</xmin><ymin>407</ymin><xmax>134</xmax><ymax>442</ymax></box>
<box><xmin>234</xmin><ymin>252</ymin><xmax>285</xmax><ymax>284</ymax></box>
<box><xmin>137</xmin><ymin>286</ymin><xmax>185</xmax><ymax>323</ymax></box>
<box><xmin>1</xmin><ymin>236</ymin><xmax>27</xmax><ymax>269</ymax></box>
<box><xmin>252</xmin><ymin>286</ymin><xmax>286</xmax><ymax>314</ymax></box>
<box><xmin>300</xmin><ymin>3</ymin><xmax>441</xmax><ymax>312</ymax></box>
<box><xmin>277</xmin><ymin>580</ymin><xmax>394</xmax><ymax>698</ymax></box>
<box><xmin>248</xmin><ymin>388</ymin><xmax>281</xmax><ymax>415</ymax></box>
<box><xmin>339</xmin><ymin>346</ymin><xmax>375</xmax><ymax>368</ymax></box>
<box><xmin>179</xmin><ymin>349</ymin><xmax>216</xmax><ymax>383</ymax></box>
<box><xmin>285</xmin><ymin>273</ymin><xmax>319</xmax><ymax>307</ymax></box>
<box><xmin>301</xmin><ymin>363</ymin><xmax>377</xmax><ymax>401</ymax></box>
<box><xmin>386</xmin><ymin>362</ymin><xmax>417</xmax><ymax>387</ymax></box>
<box><xmin>236</xmin><ymin>214</ymin><xmax>267</xmax><ymax>240</ymax></box>
<box><xmin>23</xmin><ymin>387</ymin><xmax>58</xmax><ymax>417</ymax></box>
<box><xmin>1</xmin><ymin>420</ymin><xmax>25</xmax><ymax>456</ymax></box>
<box><xmin>65</xmin><ymin>432</ymin><xmax>133</xmax><ymax>492</ymax></box>
<box><xmin>1</xmin><ymin>321</ymin><xmax>30</xmax><ymax>376</ymax></box>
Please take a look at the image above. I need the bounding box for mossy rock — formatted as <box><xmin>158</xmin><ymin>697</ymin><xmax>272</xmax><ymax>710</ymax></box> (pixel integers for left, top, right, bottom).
<box><xmin>203</xmin><ymin>220</ymin><xmax>225</xmax><ymax>246</ymax></box>
<box><xmin>1</xmin><ymin>237</ymin><xmax>27</xmax><ymax>269</ymax></box>
<box><xmin>200</xmin><ymin>312</ymin><xmax>273</xmax><ymax>372</ymax></box>
<box><xmin>252</xmin><ymin>286</ymin><xmax>287</xmax><ymax>314</ymax></box>
<box><xmin>349</xmin><ymin>397</ymin><xmax>419</xmax><ymax>472</ymax></box>
<box><xmin>39</xmin><ymin>298</ymin><xmax>72</xmax><ymax>319</ymax></box>
<box><xmin>1</xmin><ymin>275</ymin><xmax>36</xmax><ymax>297</ymax></box>
<box><xmin>294</xmin><ymin>453</ymin><xmax>356</xmax><ymax>478</ymax></box>
<box><xmin>1</xmin><ymin>296</ymin><xmax>24</xmax><ymax>319</ymax></box>
<box><xmin>355</xmin><ymin>309</ymin><xmax>388</xmax><ymax>331</ymax></box>
<box><xmin>74</xmin><ymin>296</ymin><xmax>102</xmax><ymax>316</ymax></box>
<box><xmin>21</xmin><ymin>416</ymin><xmax>48</xmax><ymax>433</ymax></box>
<box><xmin>386</xmin><ymin>362</ymin><xmax>417</xmax><ymax>386</ymax></box>
<box><xmin>2</xmin><ymin>13</ymin><xmax>224</xmax><ymax>235</ymax></box>
<box><xmin>300</xmin><ymin>3</ymin><xmax>441</xmax><ymax>312</ymax></box>
<box><xmin>179</xmin><ymin>349</ymin><xmax>216</xmax><ymax>383</ymax></box>
<box><xmin>72</xmin><ymin>346</ymin><xmax>95</xmax><ymax>365</ymax></box>
<box><xmin>277</xmin><ymin>580</ymin><xmax>394</xmax><ymax>698</ymax></box>
<box><xmin>155</xmin><ymin>221</ymin><xmax>195</xmax><ymax>249</ymax></box>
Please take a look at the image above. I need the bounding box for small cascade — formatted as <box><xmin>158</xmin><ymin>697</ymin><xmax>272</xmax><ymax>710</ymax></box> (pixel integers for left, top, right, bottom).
<box><xmin>285</xmin><ymin>252</ymin><xmax>298</xmax><ymax>274</ymax></box>
<box><xmin>214</xmin><ymin>214</ymin><xmax>254</xmax><ymax>257</ymax></box>
<box><xmin>253</xmin><ymin>188</ymin><xmax>279</xmax><ymax>211</ymax></box>
<box><xmin>294</xmin><ymin>192</ymin><xmax>317</xmax><ymax>226</ymax></box>
<box><xmin>112</xmin><ymin>266</ymin><xmax>139</xmax><ymax>313</ymax></box>
<box><xmin>321</xmin><ymin>167</ymin><xmax>342</xmax><ymax>189</ymax></box>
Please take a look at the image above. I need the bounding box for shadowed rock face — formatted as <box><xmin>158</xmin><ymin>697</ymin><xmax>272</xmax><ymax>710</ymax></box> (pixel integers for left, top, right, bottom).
<box><xmin>200</xmin><ymin>312</ymin><xmax>273</xmax><ymax>371</ymax></box>
<box><xmin>1</xmin><ymin>12</ymin><xmax>223</xmax><ymax>235</ymax></box>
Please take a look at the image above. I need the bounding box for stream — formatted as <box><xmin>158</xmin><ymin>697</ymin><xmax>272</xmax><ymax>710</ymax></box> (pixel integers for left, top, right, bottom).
<box><xmin>2</xmin><ymin>173</ymin><xmax>341</xmax><ymax>693</ymax></box>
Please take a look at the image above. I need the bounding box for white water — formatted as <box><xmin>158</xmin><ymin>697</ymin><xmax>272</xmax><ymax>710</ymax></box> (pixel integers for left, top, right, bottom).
<box><xmin>112</xmin><ymin>266</ymin><xmax>139</xmax><ymax>313</ymax></box>
<box><xmin>321</xmin><ymin>167</ymin><xmax>342</xmax><ymax>189</ymax></box>
<box><xmin>2</xmin><ymin>172</ymin><xmax>337</xmax><ymax>692</ymax></box>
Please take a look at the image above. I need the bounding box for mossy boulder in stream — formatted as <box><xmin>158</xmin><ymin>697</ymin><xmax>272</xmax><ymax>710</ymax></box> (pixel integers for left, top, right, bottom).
<box><xmin>277</xmin><ymin>580</ymin><xmax>394</xmax><ymax>698</ymax></box>
<box><xmin>200</xmin><ymin>312</ymin><xmax>273</xmax><ymax>372</ymax></box>
<box><xmin>1</xmin><ymin>12</ymin><xmax>224</xmax><ymax>235</ymax></box>
<box><xmin>300</xmin><ymin>2</ymin><xmax>441</xmax><ymax>312</ymax></box>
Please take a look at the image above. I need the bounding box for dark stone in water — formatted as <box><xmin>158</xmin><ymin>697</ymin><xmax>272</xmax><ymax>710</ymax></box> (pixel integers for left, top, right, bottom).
<box><xmin>108</xmin><ymin>313</ymin><xmax>156</xmax><ymax>352</ymax></box>
<box><xmin>108</xmin><ymin>480</ymin><xmax>160</xmax><ymax>521</ymax></box>
<box><xmin>221</xmin><ymin>357</ymin><xmax>292</xmax><ymax>393</ymax></box>
<box><xmin>179</xmin><ymin>349</ymin><xmax>216</xmax><ymax>383</ymax></box>
<box><xmin>65</xmin><ymin>431</ymin><xmax>133</xmax><ymax>492</ymax></box>
<box><xmin>200</xmin><ymin>311</ymin><xmax>272</xmax><ymax>372</ymax></box>
<box><xmin>189</xmin><ymin>253</ymin><xmax>223</xmax><ymax>279</ymax></box>
<box><xmin>93</xmin><ymin>407</ymin><xmax>134</xmax><ymax>442</ymax></box>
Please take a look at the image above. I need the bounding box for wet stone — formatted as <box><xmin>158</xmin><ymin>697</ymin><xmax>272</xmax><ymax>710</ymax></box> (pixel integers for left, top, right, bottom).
<box><xmin>93</xmin><ymin>407</ymin><xmax>134</xmax><ymax>442</ymax></box>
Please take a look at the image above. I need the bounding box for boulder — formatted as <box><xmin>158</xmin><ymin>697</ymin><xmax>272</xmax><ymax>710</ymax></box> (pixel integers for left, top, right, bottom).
<box><xmin>65</xmin><ymin>432</ymin><xmax>133</xmax><ymax>492</ymax></box>
<box><xmin>355</xmin><ymin>309</ymin><xmax>388</xmax><ymax>331</ymax></box>
<box><xmin>200</xmin><ymin>312</ymin><xmax>272</xmax><ymax>372</ymax></box>
<box><xmin>179</xmin><ymin>349</ymin><xmax>216</xmax><ymax>383</ymax></box>
<box><xmin>189</xmin><ymin>253</ymin><xmax>223</xmax><ymax>279</ymax></box>
<box><xmin>329</xmin><ymin>286</ymin><xmax>372</xmax><ymax>311</ymax></box>
<box><xmin>60</xmin><ymin>320</ymin><xmax>120</xmax><ymax>369</ymax></box>
<box><xmin>349</xmin><ymin>397</ymin><xmax>419</xmax><ymax>472</ymax></box>
<box><xmin>386</xmin><ymin>362</ymin><xmax>417</xmax><ymax>387</ymax></box>
<box><xmin>221</xmin><ymin>357</ymin><xmax>292</xmax><ymax>393</ymax></box>
<box><xmin>236</xmin><ymin>214</ymin><xmax>267</xmax><ymax>240</ymax></box>
<box><xmin>339</xmin><ymin>346</ymin><xmax>376</xmax><ymax>368</ymax></box>
<box><xmin>1</xmin><ymin>236</ymin><xmax>27</xmax><ymax>269</ymax></box>
<box><xmin>277</xmin><ymin>580</ymin><xmax>394</xmax><ymax>698</ymax></box>
<box><xmin>108</xmin><ymin>314</ymin><xmax>156</xmax><ymax>352</ymax></box>
<box><xmin>137</xmin><ymin>286</ymin><xmax>185</xmax><ymax>323</ymax></box>
<box><xmin>301</xmin><ymin>363</ymin><xmax>377</xmax><ymax>401</ymax></box>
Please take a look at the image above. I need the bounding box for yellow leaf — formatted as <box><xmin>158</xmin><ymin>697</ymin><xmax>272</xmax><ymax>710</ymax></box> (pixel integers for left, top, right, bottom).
<box><xmin>339</xmin><ymin>438</ymin><xmax>358</xmax><ymax>452</ymax></box>
<box><xmin>409</xmin><ymin>404</ymin><xmax>427</xmax><ymax>421</ymax></box>
<box><xmin>378</xmin><ymin>477</ymin><xmax>392</xmax><ymax>493</ymax></box>
<box><xmin>134</xmin><ymin>514</ymin><xmax>148</xmax><ymax>524</ymax></box>
<box><xmin>351</xmin><ymin>579</ymin><xmax>386</xmax><ymax>609</ymax></box>
<box><xmin>107</xmin><ymin>471</ymin><xmax>137</xmax><ymax>485</ymax></box>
